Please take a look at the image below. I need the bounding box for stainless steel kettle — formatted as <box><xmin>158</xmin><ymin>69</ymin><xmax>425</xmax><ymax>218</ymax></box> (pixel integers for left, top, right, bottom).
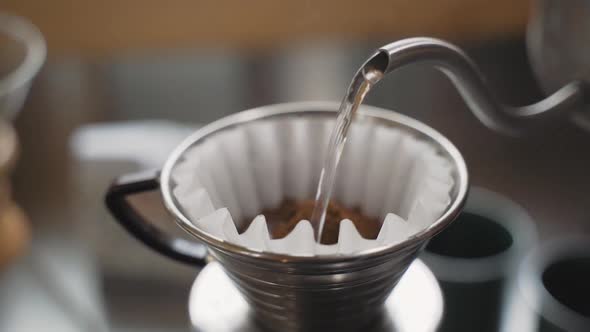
<box><xmin>373</xmin><ymin>1</ymin><xmax>589</xmax><ymax>136</ymax></box>
<box><xmin>527</xmin><ymin>0</ymin><xmax>590</xmax><ymax>131</ymax></box>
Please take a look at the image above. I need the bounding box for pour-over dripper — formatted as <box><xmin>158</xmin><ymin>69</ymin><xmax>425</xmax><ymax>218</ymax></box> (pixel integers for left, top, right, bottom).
<box><xmin>106</xmin><ymin>102</ymin><xmax>468</xmax><ymax>331</ymax></box>
<box><xmin>170</xmin><ymin>107</ymin><xmax>454</xmax><ymax>256</ymax></box>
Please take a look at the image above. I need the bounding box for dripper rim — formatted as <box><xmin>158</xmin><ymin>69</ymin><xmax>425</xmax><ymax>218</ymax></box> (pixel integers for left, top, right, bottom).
<box><xmin>160</xmin><ymin>101</ymin><xmax>469</xmax><ymax>263</ymax></box>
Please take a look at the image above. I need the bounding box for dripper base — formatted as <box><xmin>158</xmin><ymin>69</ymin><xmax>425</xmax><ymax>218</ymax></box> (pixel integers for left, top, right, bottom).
<box><xmin>189</xmin><ymin>260</ymin><xmax>442</xmax><ymax>332</ymax></box>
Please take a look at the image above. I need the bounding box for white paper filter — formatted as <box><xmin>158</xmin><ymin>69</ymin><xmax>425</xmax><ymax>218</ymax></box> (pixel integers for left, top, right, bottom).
<box><xmin>171</xmin><ymin>117</ymin><xmax>454</xmax><ymax>256</ymax></box>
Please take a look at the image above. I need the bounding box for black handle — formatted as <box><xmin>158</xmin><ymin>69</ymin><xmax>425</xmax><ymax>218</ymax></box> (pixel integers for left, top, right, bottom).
<box><xmin>105</xmin><ymin>169</ymin><xmax>208</xmax><ymax>267</ymax></box>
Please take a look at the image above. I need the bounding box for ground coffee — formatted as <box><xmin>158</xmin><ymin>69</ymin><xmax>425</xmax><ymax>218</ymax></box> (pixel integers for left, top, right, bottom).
<box><xmin>241</xmin><ymin>199</ymin><xmax>381</xmax><ymax>245</ymax></box>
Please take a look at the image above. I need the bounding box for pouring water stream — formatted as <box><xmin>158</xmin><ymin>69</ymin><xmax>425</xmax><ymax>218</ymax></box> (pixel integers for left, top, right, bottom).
<box><xmin>310</xmin><ymin>53</ymin><xmax>387</xmax><ymax>242</ymax></box>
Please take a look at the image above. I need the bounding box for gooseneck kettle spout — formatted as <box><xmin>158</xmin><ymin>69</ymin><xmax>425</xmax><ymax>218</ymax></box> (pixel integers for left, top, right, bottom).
<box><xmin>362</xmin><ymin>38</ymin><xmax>588</xmax><ymax>136</ymax></box>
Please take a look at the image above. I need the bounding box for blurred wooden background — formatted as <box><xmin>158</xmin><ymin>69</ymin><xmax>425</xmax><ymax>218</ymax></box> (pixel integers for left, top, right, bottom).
<box><xmin>3</xmin><ymin>0</ymin><xmax>530</xmax><ymax>58</ymax></box>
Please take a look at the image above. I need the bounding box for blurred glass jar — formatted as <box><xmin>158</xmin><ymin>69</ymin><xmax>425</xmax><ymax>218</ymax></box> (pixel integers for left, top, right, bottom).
<box><xmin>527</xmin><ymin>0</ymin><xmax>590</xmax><ymax>131</ymax></box>
<box><xmin>0</xmin><ymin>12</ymin><xmax>46</xmax><ymax>120</ymax></box>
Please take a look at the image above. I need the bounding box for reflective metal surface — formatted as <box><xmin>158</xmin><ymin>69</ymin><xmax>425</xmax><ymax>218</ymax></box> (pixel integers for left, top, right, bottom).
<box><xmin>158</xmin><ymin>102</ymin><xmax>468</xmax><ymax>331</ymax></box>
<box><xmin>189</xmin><ymin>259</ymin><xmax>443</xmax><ymax>332</ymax></box>
<box><xmin>373</xmin><ymin>38</ymin><xmax>587</xmax><ymax>136</ymax></box>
